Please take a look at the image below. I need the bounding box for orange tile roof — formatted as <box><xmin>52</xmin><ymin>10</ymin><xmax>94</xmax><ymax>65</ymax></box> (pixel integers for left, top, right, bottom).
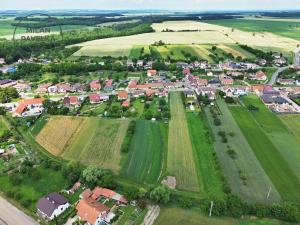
<box><xmin>147</xmin><ymin>70</ymin><xmax>157</xmax><ymax>76</ymax></box>
<box><xmin>76</xmin><ymin>198</ymin><xmax>109</xmax><ymax>225</ymax></box>
<box><xmin>118</xmin><ymin>91</ymin><xmax>128</xmax><ymax>99</ymax></box>
<box><xmin>14</xmin><ymin>98</ymin><xmax>44</xmax><ymax>115</ymax></box>
<box><xmin>14</xmin><ymin>103</ymin><xmax>26</xmax><ymax>115</ymax></box>
<box><xmin>91</xmin><ymin>187</ymin><xmax>116</xmax><ymax>201</ymax></box>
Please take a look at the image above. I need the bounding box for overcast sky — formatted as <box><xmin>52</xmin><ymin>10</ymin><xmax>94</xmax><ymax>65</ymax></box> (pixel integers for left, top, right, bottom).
<box><xmin>1</xmin><ymin>0</ymin><xmax>299</xmax><ymax>11</ymax></box>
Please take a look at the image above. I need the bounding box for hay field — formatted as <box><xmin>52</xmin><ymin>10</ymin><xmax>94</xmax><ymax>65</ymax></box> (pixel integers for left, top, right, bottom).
<box><xmin>62</xmin><ymin>118</ymin><xmax>129</xmax><ymax>173</ymax></box>
<box><xmin>71</xmin><ymin>20</ymin><xmax>298</xmax><ymax>57</ymax></box>
<box><xmin>167</xmin><ymin>93</ymin><xmax>199</xmax><ymax>192</ymax></box>
<box><xmin>217</xmin><ymin>44</ymin><xmax>255</xmax><ymax>59</ymax></box>
<box><xmin>36</xmin><ymin>116</ymin><xmax>84</xmax><ymax>156</ymax></box>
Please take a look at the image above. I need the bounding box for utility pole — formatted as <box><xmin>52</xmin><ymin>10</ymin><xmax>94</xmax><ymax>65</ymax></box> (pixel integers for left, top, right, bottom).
<box><xmin>209</xmin><ymin>201</ymin><xmax>214</xmax><ymax>217</ymax></box>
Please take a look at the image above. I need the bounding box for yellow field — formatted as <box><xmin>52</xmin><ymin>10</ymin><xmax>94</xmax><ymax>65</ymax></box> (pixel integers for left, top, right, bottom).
<box><xmin>167</xmin><ymin>93</ymin><xmax>199</xmax><ymax>192</ymax></box>
<box><xmin>36</xmin><ymin>116</ymin><xmax>84</xmax><ymax>156</ymax></box>
<box><xmin>70</xmin><ymin>20</ymin><xmax>298</xmax><ymax>57</ymax></box>
<box><xmin>191</xmin><ymin>45</ymin><xmax>214</xmax><ymax>62</ymax></box>
<box><xmin>36</xmin><ymin>116</ymin><xmax>129</xmax><ymax>173</ymax></box>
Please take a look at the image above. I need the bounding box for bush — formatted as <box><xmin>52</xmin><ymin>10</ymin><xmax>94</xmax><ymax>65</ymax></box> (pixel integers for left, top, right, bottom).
<box><xmin>214</xmin><ymin>118</ymin><xmax>221</xmax><ymax>126</ymax></box>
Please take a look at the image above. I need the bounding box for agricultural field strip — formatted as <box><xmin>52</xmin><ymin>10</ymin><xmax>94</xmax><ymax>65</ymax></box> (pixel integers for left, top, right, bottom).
<box><xmin>167</xmin><ymin>93</ymin><xmax>200</xmax><ymax>192</ymax></box>
<box><xmin>71</xmin><ymin>20</ymin><xmax>299</xmax><ymax>57</ymax></box>
<box><xmin>241</xmin><ymin>96</ymin><xmax>300</xmax><ymax>180</ymax></box>
<box><xmin>279</xmin><ymin>115</ymin><xmax>300</xmax><ymax>142</ymax></box>
<box><xmin>230</xmin><ymin>100</ymin><xmax>300</xmax><ymax>201</ymax></box>
<box><xmin>0</xmin><ymin>116</ymin><xmax>9</xmax><ymax>136</ymax></box>
<box><xmin>121</xmin><ymin>120</ymin><xmax>166</xmax><ymax>184</ymax></box>
<box><xmin>205</xmin><ymin>100</ymin><xmax>281</xmax><ymax>203</ymax></box>
<box><xmin>36</xmin><ymin>116</ymin><xmax>84</xmax><ymax>156</ymax></box>
<box><xmin>63</xmin><ymin>118</ymin><xmax>129</xmax><ymax>173</ymax></box>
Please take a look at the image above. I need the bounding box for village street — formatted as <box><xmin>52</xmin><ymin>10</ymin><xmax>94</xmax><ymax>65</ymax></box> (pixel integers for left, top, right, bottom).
<box><xmin>0</xmin><ymin>196</ymin><xmax>38</xmax><ymax>225</ymax></box>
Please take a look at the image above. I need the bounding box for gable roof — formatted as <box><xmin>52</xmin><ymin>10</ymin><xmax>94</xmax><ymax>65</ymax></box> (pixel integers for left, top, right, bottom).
<box><xmin>37</xmin><ymin>192</ymin><xmax>68</xmax><ymax>218</ymax></box>
<box><xmin>76</xmin><ymin>198</ymin><xmax>109</xmax><ymax>225</ymax></box>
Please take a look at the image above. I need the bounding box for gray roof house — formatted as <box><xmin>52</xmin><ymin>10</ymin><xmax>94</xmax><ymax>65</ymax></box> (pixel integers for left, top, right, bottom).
<box><xmin>37</xmin><ymin>192</ymin><xmax>70</xmax><ymax>220</ymax></box>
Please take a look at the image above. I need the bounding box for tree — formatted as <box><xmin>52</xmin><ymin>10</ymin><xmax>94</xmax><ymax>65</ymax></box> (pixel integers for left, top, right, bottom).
<box><xmin>150</xmin><ymin>185</ymin><xmax>170</xmax><ymax>204</ymax></box>
<box><xmin>0</xmin><ymin>107</ymin><xmax>6</xmax><ymax>115</ymax></box>
<box><xmin>82</xmin><ymin>166</ymin><xmax>113</xmax><ymax>188</ymax></box>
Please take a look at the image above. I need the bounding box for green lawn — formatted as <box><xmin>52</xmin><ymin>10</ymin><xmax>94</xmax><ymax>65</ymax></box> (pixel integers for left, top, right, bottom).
<box><xmin>154</xmin><ymin>207</ymin><xmax>290</xmax><ymax>225</ymax></box>
<box><xmin>0</xmin><ymin>116</ymin><xmax>9</xmax><ymax>136</ymax></box>
<box><xmin>230</xmin><ymin>98</ymin><xmax>300</xmax><ymax>202</ymax></box>
<box><xmin>241</xmin><ymin>96</ymin><xmax>300</xmax><ymax>180</ymax></box>
<box><xmin>0</xmin><ymin>167</ymin><xmax>68</xmax><ymax>212</ymax></box>
<box><xmin>121</xmin><ymin>120</ymin><xmax>167</xmax><ymax>184</ymax></box>
<box><xmin>279</xmin><ymin>114</ymin><xmax>300</xmax><ymax>141</ymax></box>
<box><xmin>205</xmin><ymin>19</ymin><xmax>300</xmax><ymax>41</ymax></box>
<box><xmin>205</xmin><ymin>100</ymin><xmax>281</xmax><ymax>203</ymax></box>
<box><xmin>29</xmin><ymin>115</ymin><xmax>49</xmax><ymax>137</ymax></box>
<box><xmin>186</xmin><ymin>112</ymin><xmax>224</xmax><ymax>199</ymax></box>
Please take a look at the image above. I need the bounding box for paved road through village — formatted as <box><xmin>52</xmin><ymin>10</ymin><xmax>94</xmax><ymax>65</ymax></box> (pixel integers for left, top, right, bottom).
<box><xmin>0</xmin><ymin>196</ymin><xmax>38</xmax><ymax>225</ymax></box>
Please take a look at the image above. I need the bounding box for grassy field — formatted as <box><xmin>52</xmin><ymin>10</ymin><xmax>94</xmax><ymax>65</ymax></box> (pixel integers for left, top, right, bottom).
<box><xmin>230</xmin><ymin>97</ymin><xmax>300</xmax><ymax>201</ymax></box>
<box><xmin>128</xmin><ymin>45</ymin><xmax>143</xmax><ymax>59</ymax></box>
<box><xmin>62</xmin><ymin>118</ymin><xmax>129</xmax><ymax>173</ymax></box>
<box><xmin>71</xmin><ymin>21</ymin><xmax>298</xmax><ymax>57</ymax></box>
<box><xmin>279</xmin><ymin>114</ymin><xmax>300</xmax><ymax>141</ymax></box>
<box><xmin>205</xmin><ymin>19</ymin><xmax>300</xmax><ymax>41</ymax></box>
<box><xmin>35</xmin><ymin>116</ymin><xmax>129</xmax><ymax>173</ymax></box>
<box><xmin>241</xmin><ymin>96</ymin><xmax>300</xmax><ymax>180</ymax></box>
<box><xmin>186</xmin><ymin>112</ymin><xmax>224</xmax><ymax>199</ymax></box>
<box><xmin>0</xmin><ymin>116</ymin><xmax>9</xmax><ymax>136</ymax></box>
<box><xmin>167</xmin><ymin>93</ymin><xmax>199</xmax><ymax>192</ymax></box>
<box><xmin>36</xmin><ymin>116</ymin><xmax>84</xmax><ymax>156</ymax></box>
<box><xmin>121</xmin><ymin>120</ymin><xmax>167</xmax><ymax>184</ymax></box>
<box><xmin>154</xmin><ymin>207</ymin><xmax>291</xmax><ymax>225</ymax></box>
<box><xmin>29</xmin><ymin>116</ymin><xmax>49</xmax><ymax>137</ymax></box>
<box><xmin>0</xmin><ymin>167</ymin><xmax>68</xmax><ymax>212</ymax></box>
<box><xmin>205</xmin><ymin>100</ymin><xmax>280</xmax><ymax>203</ymax></box>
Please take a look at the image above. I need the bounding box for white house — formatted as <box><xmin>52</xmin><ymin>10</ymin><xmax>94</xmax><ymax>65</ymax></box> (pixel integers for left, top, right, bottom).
<box><xmin>37</xmin><ymin>192</ymin><xmax>70</xmax><ymax>221</ymax></box>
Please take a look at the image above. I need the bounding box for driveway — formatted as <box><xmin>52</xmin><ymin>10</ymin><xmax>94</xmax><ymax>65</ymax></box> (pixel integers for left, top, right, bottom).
<box><xmin>0</xmin><ymin>197</ymin><xmax>38</xmax><ymax>225</ymax></box>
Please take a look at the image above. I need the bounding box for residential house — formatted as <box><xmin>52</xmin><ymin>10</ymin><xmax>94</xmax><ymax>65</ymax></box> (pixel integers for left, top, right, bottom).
<box><xmin>136</xmin><ymin>82</ymin><xmax>164</xmax><ymax>90</ymax></box>
<box><xmin>250</xmin><ymin>71</ymin><xmax>267</xmax><ymax>81</ymax></box>
<box><xmin>37</xmin><ymin>192</ymin><xmax>70</xmax><ymax>221</ymax></box>
<box><xmin>122</xmin><ymin>100</ymin><xmax>130</xmax><ymax>107</ymax></box>
<box><xmin>127</xmin><ymin>79</ymin><xmax>138</xmax><ymax>90</ymax></box>
<box><xmin>63</xmin><ymin>96</ymin><xmax>81</xmax><ymax>107</ymax></box>
<box><xmin>0</xmin><ymin>66</ymin><xmax>16</xmax><ymax>74</ymax></box>
<box><xmin>89</xmin><ymin>94</ymin><xmax>109</xmax><ymax>104</ymax></box>
<box><xmin>147</xmin><ymin>70</ymin><xmax>157</xmax><ymax>77</ymax></box>
<box><xmin>136</xmin><ymin>60</ymin><xmax>144</xmax><ymax>67</ymax></box>
<box><xmin>57</xmin><ymin>83</ymin><xmax>71</xmax><ymax>93</ymax></box>
<box><xmin>0</xmin><ymin>79</ymin><xmax>17</xmax><ymax>88</ymax></box>
<box><xmin>48</xmin><ymin>85</ymin><xmax>58</xmax><ymax>93</ymax></box>
<box><xmin>277</xmin><ymin>78</ymin><xmax>295</xmax><ymax>86</ymax></box>
<box><xmin>183</xmin><ymin>68</ymin><xmax>191</xmax><ymax>76</ymax></box>
<box><xmin>196</xmin><ymin>87</ymin><xmax>217</xmax><ymax>100</ymax></box>
<box><xmin>13</xmin><ymin>81</ymin><xmax>31</xmax><ymax>92</ymax></box>
<box><xmin>13</xmin><ymin>98</ymin><xmax>44</xmax><ymax>117</ymax></box>
<box><xmin>71</xmin><ymin>83</ymin><xmax>86</xmax><ymax>93</ymax></box>
<box><xmin>76</xmin><ymin>198</ymin><xmax>110</xmax><ymax>225</ymax></box>
<box><xmin>126</xmin><ymin>59</ymin><xmax>134</xmax><ymax>67</ymax></box>
<box><xmin>91</xmin><ymin>187</ymin><xmax>127</xmax><ymax>205</ymax></box>
<box><xmin>262</xmin><ymin>95</ymin><xmax>289</xmax><ymax>105</ymax></box>
<box><xmin>67</xmin><ymin>182</ymin><xmax>81</xmax><ymax>195</ymax></box>
<box><xmin>219</xmin><ymin>75</ymin><xmax>234</xmax><ymax>86</ymax></box>
<box><xmin>0</xmin><ymin>58</ymin><xmax>5</xmax><ymax>64</ymax></box>
<box><xmin>35</xmin><ymin>83</ymin><xmax>52</xmax><ymax>94</ymax></box>
<box><xmin>90</xmin><ymin>80</ymin><xmax>101</xmax><ymax>91</ymax></box>
<box><xmin>251</xmin><ymin>85</ymin><xmax>273</xmax><ymax>94</ymax></box>
<box><xmin>144</xmin><ymin>61</ymin><xmax>153</xmax><ymax>69</ymax></box>
<box><xmin>117</xmin><ymin>91</ymin><xmax>128</xmax><ymax>100</ymax></box>
<box><xmin>103</xmin><ymin>80</ymin><xmax>113</xmax><ymax>91</ymax></box>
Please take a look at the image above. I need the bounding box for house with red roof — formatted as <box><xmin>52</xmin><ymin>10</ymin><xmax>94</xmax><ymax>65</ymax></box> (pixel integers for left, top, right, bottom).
<box><xmin>90</xmin><ymin>187</ymin><xmax>127</xmax><ymax>205</ymax></box>
<box><xmin>13</xmin><ymin>98</ymin><xmax>45</xmax><ymax>117</ymax></box>
<box><xmin>250</xmin><ymin>71</ymin><xmax>267</xmax><ymax>81</ymax></box>
<box><xmin>183</xmin><ymin>68</ymin><xmax>191</xmax><ymax>76</ymax></box>
<box><xmin>117</xmin><ymin>91</ymin><xmax>128</xmax><ymax>100</ymax></box>
<box><xmin>89</xmin><ymin>94</ymin><xmax>109</xmax><ymax>104</ymax></box>
<box><xmin>147</xmin><ymin>70</ymin><xmax>157</xmax><ymax>77</ymax></box>
<box><xmin>90</xmin><ymin>80</ymin><xmax>101</xmax><ymax>91</ymax></box>
<box><xmin>219</xmin><ymin>75</ymin><xmax>234</xmax><ymax>86</ymax></box>
<box><xmin>63</xmin><ymin>96</ymin><xmax>81</xmax><ymax>107</ymax></box>
<box><xmin>103</xmin><ymin>79</ymin><xmax>114</xmax><ymax>91</ymax></box>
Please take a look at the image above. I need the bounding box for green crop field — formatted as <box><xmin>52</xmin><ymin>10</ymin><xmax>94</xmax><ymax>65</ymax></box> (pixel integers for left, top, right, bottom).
<box><xmin>128</xmin><ymin>45</ymin><xmax>143</xmax><ymax>59</ymax></box>
<box><xmin>154</xmin><ymin>207</ymin><xmax>288</xmax><ymax>225</ymax></box>
<box><xmin>205</xmin><ymin>100</ymin><xmax>280</xmax><ymax>203</ymax></box>
<box><xmin>279</xmin><ymin>114</ymin><xmax>300</xmax><ymax>141</ymax></box>
<box><xmin>186</xmin><ymin>112</ymin><xmax>224</xmax><ymax>199</ymax></box>
<box><xmin>230</xmin><ymin>97</ymin><xmax>300</xmax><ymax>201</ymax></box>
<box><xmin>0</xmin><ymin>116</ymin><xmax>9</xmax><ymax>136</ymax></box>
<box><xmin>121</xmin><ymin>120</ymin><xmax>167</xmax><ymax>184</ymax></box>
<box><xmin>167</xmin><ymin>93</ymin><xmax>199</xmax><ymax>192</ymax></box>
<box><xmin>241</xmin><ymin>96</ymin><xmax>300</xmax><ymax>180</ymax></box>
<box><xmin>62</xmin><ymin>117</ymin><xmax>129</xmax><ymax>173</ymax></box>
<box><xmin>205</xmin><ymin>19</ymin><xmax>300</xmax><ymax>41</ymax></box>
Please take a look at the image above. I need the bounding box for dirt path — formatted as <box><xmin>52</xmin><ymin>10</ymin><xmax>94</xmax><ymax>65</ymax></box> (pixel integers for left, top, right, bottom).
<box><xmin>141</xmin><ymin>205</ymin><xmax>160</xmax><ymax>225</ymax></box>
<box><xmin>0</xmin><ymin>196</ymin><xmax>38</xmax><ymax>225</ymax></box>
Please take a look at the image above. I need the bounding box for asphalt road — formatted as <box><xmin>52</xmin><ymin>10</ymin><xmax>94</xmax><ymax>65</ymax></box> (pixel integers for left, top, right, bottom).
<box><xmin>0</xmin><ymin>197</ymin><xmax>38</xmax><ymax>225</ymax></box>
<box><xmin>268</xmin><ymin>66</ymin><xmax>289</xmax><ymax>85</ymax></box>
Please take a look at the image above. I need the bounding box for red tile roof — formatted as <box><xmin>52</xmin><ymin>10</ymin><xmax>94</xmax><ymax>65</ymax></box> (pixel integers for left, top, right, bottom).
<box><xmin>147</xmin><ymin>70</ymin><xmax>157</xmax><ymax>76</ymax></box>
<box><xmin>14</xmin><ymin>98</ymin><xmax>44</xmax><ymax>115</ymax></box>
<box><xmin>76</xmin><ymin>198</ymin><xmax>109</xmax><ymax>225</ymax></box>
<box><xmin>117</xmin><ymin>91</ymin><xmax>128</xmax><ymax>99</ymax></box>
<box><xmin>91</xmin><ymin>187</ymin><xmax>116</xmax><ymax>201</ymax></box>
